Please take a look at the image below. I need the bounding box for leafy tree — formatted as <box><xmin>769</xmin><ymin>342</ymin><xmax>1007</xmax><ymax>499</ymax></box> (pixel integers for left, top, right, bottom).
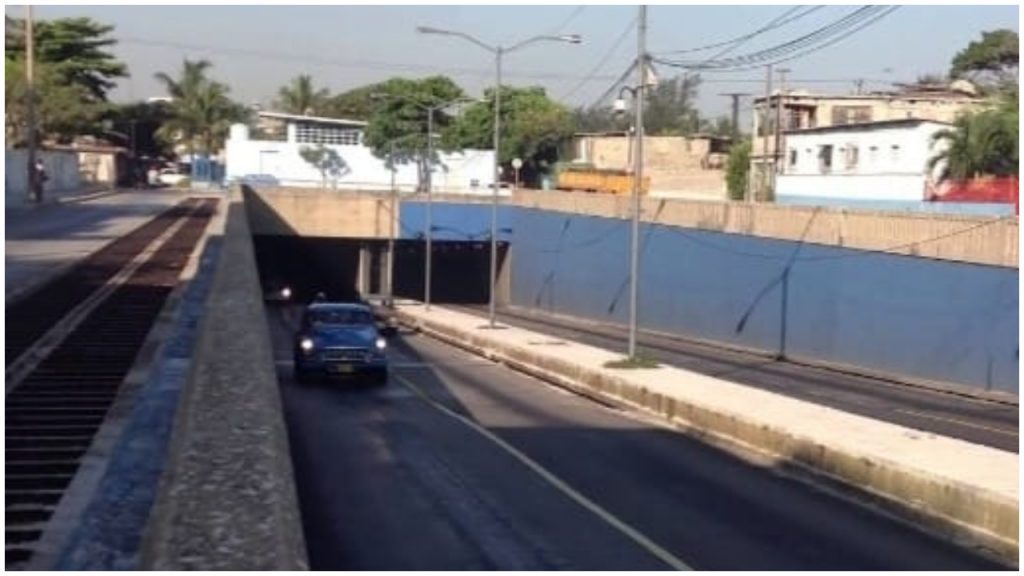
<box><xmin>276</xmin><ymin>74</ymin><xmax>329</xmax><ymax>115</ymax></box>
<box><xmin>571</xmin><ymin>105</ymin><xmax>621</xmax><ymax>133</ymax></box>
<box><xmin>701</xmin><ymin>115</ymin><xmax>735</xmax><ymax>137</ymax></box>
<box><xmin>445</xmin><ymin>86</ymin><xmax>574</xmax><ymax>186</ymax></box>
<box><xmin>950</xmin><ymin>29</ymin><xmax>1019</xmax><ymax>87</ymax></box>
<box><xmin>299</xmin><ymin>144</ymin><xmax>349</xmax><ymax>188</ymax></box>
<box><xmin>644</xmin><ymin>74</ymin><xmax>702</xmax><ymax>135</ymax></box>
<box><xmin>725</xmin><ymin>139</ymin><xmax>751</xmax><ymax>201</ymax></box>
<box><xmin>6</xmin><ymin>58</ymin><xmax>101</xmax><ymax>145</ymax></box>
<box><xmin>323</xmin><ymin>84</ymin><xmax>382</xmax><ymax>120</ymax></box>
<box><xmin>361</xmin><ymin>76</ymin><xmax>465</xmax><ymax>190</ymax></box>
<box><xmin>6</xmin><ymin>16</ymin><xmax>127</xmax><ymax>102</ymax></box>
<box><xmin>104</xmin><ymin>101</ymin><xmax>174</xmax><ymax>159</ymax></box>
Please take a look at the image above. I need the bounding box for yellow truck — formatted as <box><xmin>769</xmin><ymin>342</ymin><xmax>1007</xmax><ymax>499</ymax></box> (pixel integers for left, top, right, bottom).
<box><xmin>557</xmin><ymin>168</ymin><xmax>650</xmax><ymax>195</ymax></box>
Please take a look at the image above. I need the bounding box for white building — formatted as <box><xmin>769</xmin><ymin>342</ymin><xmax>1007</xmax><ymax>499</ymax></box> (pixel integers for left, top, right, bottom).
<box><xmin>225</xmin><ymin>111</ymin><xmax>495</xmax><ymax>193</ymax></box>
<box><xmin>775</xmin><ymin>119</ymin><xmax>951</xmax><ymax>209</ymax></box>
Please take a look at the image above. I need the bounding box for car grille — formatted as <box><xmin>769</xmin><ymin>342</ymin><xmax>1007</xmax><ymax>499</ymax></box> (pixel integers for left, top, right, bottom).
<box><xmin>322</xmin><ymin>347</ymin><xmax>371</xmax><ymax>362</ymax></box>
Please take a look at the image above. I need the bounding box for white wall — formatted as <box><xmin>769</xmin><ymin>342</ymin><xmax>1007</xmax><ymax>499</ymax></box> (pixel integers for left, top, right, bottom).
<box><xmin>5</xmin><ymin>149</ymin><xmax>82</xmax><ymax>207</ymax></box>
<box><xmin>777</xmin><ymin>122</ymin><xmax>949</xmax><ymax>203</ymax></box>
<box><xmin>225</xmin><ymin>125</ymin><xmax>496</xmax><ymax>194</ymax></box>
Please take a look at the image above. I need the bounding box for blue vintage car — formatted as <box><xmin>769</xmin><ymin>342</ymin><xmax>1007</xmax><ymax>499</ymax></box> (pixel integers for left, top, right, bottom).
<box><xmin>293</xmin><ymin>303</ymin><xmax>389</xmax><ymax>385</ymax></box>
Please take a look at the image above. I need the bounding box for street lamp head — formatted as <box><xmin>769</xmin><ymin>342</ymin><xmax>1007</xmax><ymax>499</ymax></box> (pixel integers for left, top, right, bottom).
<box><xmin>559</xmin><ymin>34</ymin><xmax>582</xmax><ymax>44</ymax></box>
<box><xmin>613</xmin><ymin>98</ymin><xmax>628</xmax><ymax>114</ymax></box>
<box><xmin>416</xmin><ymin>26</ymin><xmax>448</xmax><ymax>35</ymax></box>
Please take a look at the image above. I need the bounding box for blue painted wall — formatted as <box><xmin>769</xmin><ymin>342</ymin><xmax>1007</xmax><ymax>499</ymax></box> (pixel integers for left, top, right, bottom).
<box><xmin>401</xmin><ymin>201</ymin><xmax>1019</xmax><ymax>394</ymax></box>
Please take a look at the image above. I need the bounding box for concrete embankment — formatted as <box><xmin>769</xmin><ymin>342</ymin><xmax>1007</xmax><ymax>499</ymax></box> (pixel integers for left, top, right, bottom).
<box><xmin>397</xmin><ymin>304</ymin><xmax>1019</xmax><ymax>565</ymax></box>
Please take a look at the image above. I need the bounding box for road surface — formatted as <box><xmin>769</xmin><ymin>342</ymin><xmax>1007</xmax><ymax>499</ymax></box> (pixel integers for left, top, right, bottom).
<box><xmin>268</xmin><ymin>305</ymin><xmax>1004</xmax><ymax>571</ymax></box>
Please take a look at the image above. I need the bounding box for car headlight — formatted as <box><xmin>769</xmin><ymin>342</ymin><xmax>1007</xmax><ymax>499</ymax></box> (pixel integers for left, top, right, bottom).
<box><xmin>300</xmin><ymin>337</ymin><xmax>315</xmax><ymax>352</ymax></box>
<box><xmin>281</xmin><ymin>287</ymin><xmax>292</xmax><ymax>300</ymax></box>
<box><xmin>375</xmin><ymin>337</ymin><xmax>387</xmax><ymax>350</ymax></box>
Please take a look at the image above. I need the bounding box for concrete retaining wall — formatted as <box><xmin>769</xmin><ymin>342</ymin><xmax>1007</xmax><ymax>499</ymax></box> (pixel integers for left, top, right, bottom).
<box><xmin>398</xmin><ymin>201</ymin><xmax>1018</xmax><ymax>395</ymax></box>
<box><xmin>397</xmin><ymin>307</ymin><xmax>1018</xmax><ymax>565</ymax></box>
<box><xmin>140</xmin><ymin>191</ymin><xmax>308</xmax><ymax>569</ymax></box>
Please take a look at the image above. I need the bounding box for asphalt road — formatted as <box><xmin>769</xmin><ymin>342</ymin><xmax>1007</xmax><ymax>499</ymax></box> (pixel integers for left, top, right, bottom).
<box><xmin>450</xmin><ymin>304</ymin><xmax>1019</xmax><ymax>453</ymax></box>
<box><xmin>268</xmin><ymin>305</ymin><xmax>1006</xmax><ymax>571</ymax></box>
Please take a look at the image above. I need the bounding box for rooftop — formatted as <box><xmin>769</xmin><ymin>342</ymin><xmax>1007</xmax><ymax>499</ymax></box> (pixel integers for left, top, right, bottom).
<box><xmin>257</xmin><ymin>110</ymin><xmax>368</xmax><ymax>128</ymax></box>
<box><xmin>783</xmin><ymin>118</ymin><xmax>952</xmax><ymax>135</ymax></box>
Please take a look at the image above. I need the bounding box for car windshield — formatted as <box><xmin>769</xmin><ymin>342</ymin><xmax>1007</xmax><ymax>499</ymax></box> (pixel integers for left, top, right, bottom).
<box><xmin>307</xmin><ymin>308</ymin><xmax>373</xmax><ymax>327</ymax></box>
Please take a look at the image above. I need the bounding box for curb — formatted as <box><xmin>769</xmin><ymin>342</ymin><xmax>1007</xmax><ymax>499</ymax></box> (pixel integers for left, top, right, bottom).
<box><xmin>397</xmin><ymin>309</ymin><xmax>1019</xmax><ymax>566</ymax></box>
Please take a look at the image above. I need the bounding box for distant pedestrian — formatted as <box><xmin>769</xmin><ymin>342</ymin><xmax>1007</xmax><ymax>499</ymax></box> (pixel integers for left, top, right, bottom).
<box><xmin>32</xmin><ymin>159</ymin><xmax>47</xmax><ymax>201</ymax></box>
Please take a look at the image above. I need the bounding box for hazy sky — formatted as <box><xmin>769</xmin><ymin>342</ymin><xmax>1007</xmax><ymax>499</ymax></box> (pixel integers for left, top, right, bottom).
<box><xmin>12</xmin><ymin>4</ymin><xmax>1020</xmax><ymax>124</ymax></box>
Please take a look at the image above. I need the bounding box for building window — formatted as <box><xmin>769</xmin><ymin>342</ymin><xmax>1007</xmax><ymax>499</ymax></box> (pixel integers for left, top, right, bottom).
<box><xmin>295</xmin><ymin>123</ymin><xmax>363</xmax><ymax>145</ymax></box>
<box><xmin>789</xmin><ymin>148</ymin><xmax>798</xmax><ymax>168</ymax></box>
<box><xmin>845</xmin><ymin>145</ymin><xmax>859</xmax><ymax>170</ymax></box>
<box><xmin>818</xmin><ymin>144</ymin><xmax>833</xmax><ymax>174</ymax></box>
<box><xmin>831</xmin><ymin>106</ymin><xmax>873</xmax><ymax>125</ymax></box>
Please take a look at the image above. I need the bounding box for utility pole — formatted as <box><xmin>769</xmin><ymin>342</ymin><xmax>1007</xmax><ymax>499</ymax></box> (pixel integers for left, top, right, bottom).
<box><xmin>627</xmin><ymin>5</ymin><xmax>646</xmax><ymax>360</ymax></box>
<box><xmin>25</xmin><ymin>6</ymin><xmax>39</xmax><ymax>204</ymax></box>
<box><xmin>759</xmin><ymin>64</ymin><xmax>772</xmax><ymax>203</ymax></box>
<box><xmin>488</xmin><ymin>46</ymin><xmax>502</xmax><ymax>328</ymax></box>
<box><xmin>774</xmin><ymin>67</ymin><xmax>790</xmax><ymax>191</ymax></box>
<box><xmin>719</xmin><ymin>92</ymin><xmax>750</xmax><ymax>142</ymax></box>
<box><xmin>424</xmin><ymin>107</ymin><xmax>434</xmax><ymax>310</ymax></box>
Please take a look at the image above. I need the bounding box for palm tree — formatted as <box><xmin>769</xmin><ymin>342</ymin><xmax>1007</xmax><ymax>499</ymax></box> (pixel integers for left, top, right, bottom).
<box><xmin>154</xmin><ymin>59</ymin><xmax>246</xmax><ymax>163</ymax></box>
<box><xmin>928</xmin><ymin>108</ymin><xmax>1017</xmax><ymax>182</ymax></box>
<box><xmin>276</xmin><ymin>74</ymin><xmax>329</xmax><ymax>115</ymax></box>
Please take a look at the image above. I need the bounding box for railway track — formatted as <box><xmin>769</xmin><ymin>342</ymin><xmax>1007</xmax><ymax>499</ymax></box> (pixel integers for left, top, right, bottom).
<box><xmin>5</xmin><ymin>198</ymin><xmax>217</xmax><ymax>569</ymax></box>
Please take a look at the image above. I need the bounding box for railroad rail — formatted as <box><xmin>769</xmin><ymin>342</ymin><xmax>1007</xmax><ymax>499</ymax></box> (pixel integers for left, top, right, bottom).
<box><xmin>5</xmin><ymin>198</ymin><xmax>217</xmax><ymax>569</ymax></box>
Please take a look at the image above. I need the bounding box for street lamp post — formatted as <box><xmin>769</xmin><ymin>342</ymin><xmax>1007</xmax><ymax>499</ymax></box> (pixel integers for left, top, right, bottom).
<box><xmin>416</xmin><ymin>26</ymin><xmax>581</xmax><ymax>328</ymax></box>
<box><xmin>370</xmin><ymin>93</ymin><xmax>480</xmax><ymax>311</ymax></box>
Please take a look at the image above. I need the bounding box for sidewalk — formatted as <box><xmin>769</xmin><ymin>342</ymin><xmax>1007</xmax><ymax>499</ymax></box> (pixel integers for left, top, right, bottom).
<box><xmin>396</xmin><ymin>303</ymin><xmax>1019</xmax><ymax>563</ymax></box>
<box><xmin>5</xmin><ymin>189</ymin><xmax>190</xmax><ymax>305</ymax></box>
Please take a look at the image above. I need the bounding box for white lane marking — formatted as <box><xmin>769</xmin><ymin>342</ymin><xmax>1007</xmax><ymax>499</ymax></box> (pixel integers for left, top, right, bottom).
<box><xmin>894</xmin><ymin>409</ymin><xmax>1019</xmax><ymax>438</ymax></box>
<box><xmin>394</xmin><ymin>373</ymin><xmax>693</xmax><ymax>571</ymax></box>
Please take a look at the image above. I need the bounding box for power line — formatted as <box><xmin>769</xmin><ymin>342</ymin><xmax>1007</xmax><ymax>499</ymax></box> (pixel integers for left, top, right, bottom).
<box><xmin>559</xmin><ymin>15</ymin><xmax>637</xmax><ymax>103</ymax></box>
<box><xmin>654</xmin><ymin>6</ymin><xmax>891</xmax><ymax>71</ymax></box>
<box><xmin>547</xmin><ymin>5</ymin><xmax>587</xmax><ymax>35</ymax></box>
<box><xmin>655</xmin><ymin>5</ymin><xmax>824</xmax><ymax>55</ymax></box>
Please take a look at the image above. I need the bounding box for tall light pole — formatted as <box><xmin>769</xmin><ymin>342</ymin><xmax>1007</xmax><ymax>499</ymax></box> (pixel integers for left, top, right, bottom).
<box><xmin>416</xmin><ymin>26</ymin><xmax>581</xmax><ymax>328</ymax></box>
<box><xmin>387</xmin><ymin>140</ymin><xmax>396</xmax><ymax>306</ymax></box>
<box><xmin>370</xmin><ymin>93</ymin><xmax>480</xmax><ymax>311</ymax></box>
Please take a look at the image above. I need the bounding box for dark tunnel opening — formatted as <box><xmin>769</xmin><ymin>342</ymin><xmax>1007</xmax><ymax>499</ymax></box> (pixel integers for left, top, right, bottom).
<box><xmin>252</xmin><ymin>235</ymin><xmax>508</xmax><ymax>305</ymax></box>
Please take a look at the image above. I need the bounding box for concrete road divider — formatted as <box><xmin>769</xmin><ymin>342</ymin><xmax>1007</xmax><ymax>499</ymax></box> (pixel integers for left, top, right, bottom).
<box><xmin>396</xmin><ymin>304</ymin><xmax>1018</xmax><ymax>565</ymax></box>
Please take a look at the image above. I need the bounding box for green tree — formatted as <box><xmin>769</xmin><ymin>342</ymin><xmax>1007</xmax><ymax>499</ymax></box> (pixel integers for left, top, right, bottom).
<box><xmin>299</xmin><ymin>144</ymin><xmax>349</xmax><ymax>188</ymax></box>
<box><xmin>571</xmin><ymin>105</ymin><xmax>622</xmax><ymax>133</ymax></box>
<box><xmin>323</xmin><ymin>83</ymin><xmax>382</xmax><ymax>120</ymax></box>
<box><xmin>446</xmin><ymin>86</ymin><xmax>574</xmax><ymax>186</ymax></box>
<box><xmin>950</xmin><ymin>29</ymin><xmax>1019</xmax><ymax>87</ymax></box>
<box><xmin>725</xmin><ymin>139</ymin><xmax>751</xmax><ymax>201</ymax></box>
<box><xmin>6</xmin><ymin>16</ymin><xmax>127</xmax><ymax>102</ymax></box>
<box><xmin>104</xmin><ymin>100</ymin><xmax>174</xmax><ymax>159</ymax></box>
<box><xmin>5</xmin><ymin>58</ymin><xmax>100</xmax><ymax>145</ymax></box>
<box><xmin>276</xmin><ymin>74</ymin><xmax>329</xmax><ymax>115</ymax></box>
<box><xmin>361</xmin><ymin>76</ymin><xmax>465</xmax><ymax>190</ymax></box>
<box><xmin>644</xmin><ymin>74</ymin><xmax>702</xmax><ymax>135</ymax></box>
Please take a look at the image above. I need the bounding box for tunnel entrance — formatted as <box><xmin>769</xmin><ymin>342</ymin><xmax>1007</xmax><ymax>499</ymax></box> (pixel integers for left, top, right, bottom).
<box><xmin>252</xmin><ymin>235</ymin><xmax>508</xmax><ymax>305</ymax></box>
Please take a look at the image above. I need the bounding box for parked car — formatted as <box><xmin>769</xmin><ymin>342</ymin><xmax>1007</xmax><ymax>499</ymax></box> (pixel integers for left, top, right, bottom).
<box><xmin>158</xmin><ymin>168</ymin><xmax>189</xmax><ymax>187</ymax></box>
<box><xmin>361</xmin><ymin>294</ymin><xmax>400</xmax><ymax>336</ymax></box>
<box><xmin>293</xmin><ymin>302</ymin><xmax>389</xmax><ymax>385</ymax></box>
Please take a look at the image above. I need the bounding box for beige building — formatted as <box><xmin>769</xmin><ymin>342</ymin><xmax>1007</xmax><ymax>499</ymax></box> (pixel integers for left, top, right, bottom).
<box><xmin>568</xmin><ymin>132</ymin><xmax>732</xmax><ymax>200</ymax></box>
<box><xmin>750</xmin><ymin>83</ymin><xmax>984</xmax><ymax>199</ymax></box>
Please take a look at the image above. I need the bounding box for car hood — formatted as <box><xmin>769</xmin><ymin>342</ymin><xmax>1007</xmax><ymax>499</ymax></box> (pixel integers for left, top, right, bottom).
<box><xmin>309</xmin><ymin>325</ymin><xmax>378</xmax><ymax>348</ymax></box>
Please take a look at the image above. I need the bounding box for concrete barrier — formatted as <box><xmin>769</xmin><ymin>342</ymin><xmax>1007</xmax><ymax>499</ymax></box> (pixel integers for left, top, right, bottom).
<box><xmin>397</xmin><ymin>306</ymin><xmax>1018</xmax><ymax>565</ymax></box>
<box><xmin>140</xmin><ymin>189</ymin><xmax>308</xmax><ymax>570</ymax></box>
